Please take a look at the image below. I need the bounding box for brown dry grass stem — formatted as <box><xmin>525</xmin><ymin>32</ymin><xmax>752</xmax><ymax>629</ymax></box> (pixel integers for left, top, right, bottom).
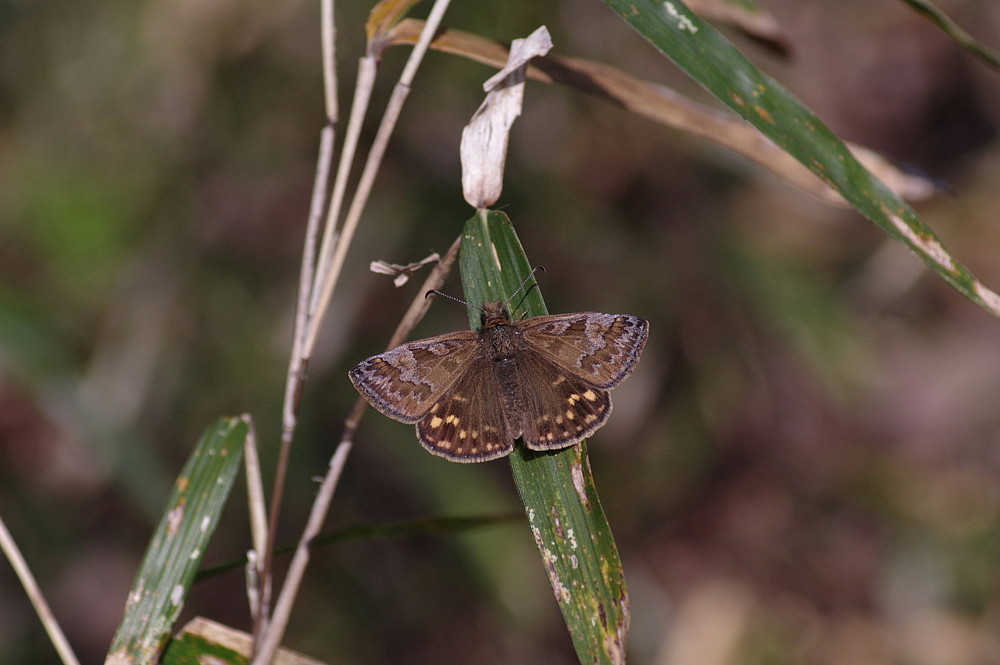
<box><xmin>251</xmin><ymin>235</ymin><xmax>460</xmax><ymax>665</ymax></box>
<box><xmin>0</xmin><ymin>514</ymin><xmax>81</xmax><ymax>665</ymax></box>
<box><xmin>251</xmin><ymin>1</ymin><xmax>455</xmax><ymax>660</ymax></box>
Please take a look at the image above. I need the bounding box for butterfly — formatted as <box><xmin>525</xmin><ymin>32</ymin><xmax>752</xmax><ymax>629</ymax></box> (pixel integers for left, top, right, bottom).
<box><xmin>349</xmin><ymin>292</ymin><xmax>648</xmax><ymax>463</ymax></box>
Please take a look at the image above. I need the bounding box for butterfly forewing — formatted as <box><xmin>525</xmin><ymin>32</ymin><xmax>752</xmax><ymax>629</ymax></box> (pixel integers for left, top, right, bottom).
<box><xmin>520</xmin><ymin>312</ymin><xmax>649</xmax><ymax>389</ymax></box>
<box><xmin>349</xmin><ymin>331</ymin><xmax>478</xmax><ymax>423</ymax></box>
<box><xmin>416</xmin><ymin>358</ymin><xmax>515</xmax><ymax>462</ymax></box>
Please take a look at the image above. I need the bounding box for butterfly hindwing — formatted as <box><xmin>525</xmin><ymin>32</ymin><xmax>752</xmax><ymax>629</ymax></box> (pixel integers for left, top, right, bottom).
<box><xmin>516</xmin><ymin>354</ymin><xmax>612</xmax><ymax>451</ymax></box>
<box><xmin>348</xmin><ymin>330</ymin><xmax>478</xmax><ymax>423</ymax></box>
<box><xmin>416</xmin><ymin>357</ymin><xmax>515</xmax><ymax>462</ymax></box>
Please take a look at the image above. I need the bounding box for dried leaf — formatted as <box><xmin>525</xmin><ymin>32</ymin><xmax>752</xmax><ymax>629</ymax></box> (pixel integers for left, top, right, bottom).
<box><xmin>370</xmin><ymin>253</ymin><xmax>440</xmax><ymax>287</ymax></box>
<box><xmin>385</xmin><ymin>21</ymin><xmax>936</xmax><ymax>207</ymax></box>
<box><xmin>460</xmin><ymin>27</ymin><xmax>553</xmax><ymax>209</ymax></box>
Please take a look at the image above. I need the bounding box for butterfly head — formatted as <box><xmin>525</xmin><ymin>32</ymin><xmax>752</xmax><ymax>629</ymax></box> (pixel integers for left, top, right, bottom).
<box><xmin>480</xmin><ymin>300</ymin><xmax>513</xmax><ymax>330</ymax></box>
<box><xmin>425</xmin><ymin>266</ymin><xmax>544</xmax><ymax>331</ymax></box>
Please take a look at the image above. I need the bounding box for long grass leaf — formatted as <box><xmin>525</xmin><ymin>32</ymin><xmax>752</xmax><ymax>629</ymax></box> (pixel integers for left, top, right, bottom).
<box><xmin>105</xmin><ymin>417</ymin><xmax>248</xmax><ymax>665</ymax></box>
<box><xmin>459</xmin><ymin>210</ymin><xmax>628</xmax><ymax>665</ymax></box>
<box><xmin>602</xmin><ymin>0</ymin><xmax>1000</xmax><ymax>317</ymax></box>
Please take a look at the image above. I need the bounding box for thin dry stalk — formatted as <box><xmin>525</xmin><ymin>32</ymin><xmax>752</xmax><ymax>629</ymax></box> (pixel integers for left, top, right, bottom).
<box><xmin>304</xmin><ymin>0</ymin><xmax>454</xmax><ymax>353</ymax></box>
<box><xmin>0</xmin><ymin>513</ymin><xmax>81</xmax><ymax>665</ymax></box>
<box><xmin>321</xmin><ymin>0</ymin><xmax>337</xmax><ymax>120</ymax></box>
<box><xmin>252</xmin><ymin>0</ymin><xmax>340</xmax><ymax>642</ymax></box>
<box><xmin>242</xmin><ymin>417</ymin><xmax>268</xmax><ymax>626</ymax></box>
<box><xmin>310</xmin><ymin>55</ymin><xmax>377</xmax><ymax>320</ymax></box>
<box><xmin>253</xmin><ymin>123</ymin><xmax>338</xmax><ymax>646</ymax></box>
<box><xmin>251</xmin><ymin>235</ymin><xmax>462</xmax><ymax>665</ymax></box>
<box><xmin>253</xmin><ymin>0</ymin><xmax>455</xmax><ymax>656</ymax></box>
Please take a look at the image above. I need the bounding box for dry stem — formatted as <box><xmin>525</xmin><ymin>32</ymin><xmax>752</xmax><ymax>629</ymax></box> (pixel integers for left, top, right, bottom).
<box><xmin>251</xmin><ymin>235</ymin><xmax>461</xmax><ymax>665</ymax></box>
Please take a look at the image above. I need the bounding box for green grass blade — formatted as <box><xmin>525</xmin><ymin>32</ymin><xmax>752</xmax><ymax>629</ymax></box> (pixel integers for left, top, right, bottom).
<box><xmin>105</xmin><ymin>416</ymin><xmax>248</xmax><ymax>664</ymax></box>
<box><xmin>602</xmin><ymin>0</ymin><xmax>1000</xmax><ymax>318</ymax></box>
<box><xmin>900</xmin><ymin>0</ymin><xmax>1000</xmax><ymax>69</ymax></box>
<box><xmin>460</xmin><ymin>210</ymin><xmax>629</xmax><ymax>665</ymax></box>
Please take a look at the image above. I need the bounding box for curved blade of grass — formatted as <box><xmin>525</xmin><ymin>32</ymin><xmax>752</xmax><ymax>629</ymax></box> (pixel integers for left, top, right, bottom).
<box><xmin>460</xmin><ymin>210</ymin><xmax>628</xmax><ymax>665</ymax></box>
<box><xmin>383</xmin><ymin>21</ymin><xmax>934</xmax><ymax>207</ymax></box>
<box><xmin>105</xmin><ymin>416</ymin><xmax>248</xmax><ymax>665</ymax></box>
<box><xmin>602</xmin><ymin>0</ymin><xmax>1000</xmax><ymax>318</ymax></box>
<box><xmin>900</xmin><ymin>0</ymin><xmax>1000</xmax><ymax>69</ymax></box>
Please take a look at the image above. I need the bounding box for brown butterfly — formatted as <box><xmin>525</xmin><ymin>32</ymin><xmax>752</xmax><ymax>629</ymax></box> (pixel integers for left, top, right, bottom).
<box><xmin>349</xmin><ymin>292</ymin><xmax>648</xmax><ymax>463</ymax></box>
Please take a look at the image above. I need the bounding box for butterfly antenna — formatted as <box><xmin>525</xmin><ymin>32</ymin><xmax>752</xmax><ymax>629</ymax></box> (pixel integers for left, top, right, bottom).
<box><xmin>425</xmin><ymin>289</ymin><xmax>485</xmax><ymax>313</ymax></box>
<box><xmin>509</xmin><ymin>265</ymin><xmax>546</xmax><ymax>300</ymax></box>
<box><xmin>505</xmin><ymin>265</ymin><xmax>546</xmax><ymax>315</ymax></box>
<box><xmin>426</xmin><ymin>266</ymin><xmax>544</xmax><ymax>315</ymax></box>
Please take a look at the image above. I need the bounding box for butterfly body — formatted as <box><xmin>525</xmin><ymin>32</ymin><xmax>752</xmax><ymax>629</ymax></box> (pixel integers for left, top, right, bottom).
<box><xmin>350</xmin><ymin>300</ymin><xmax>648</xmax><ymax>462</ymax></box>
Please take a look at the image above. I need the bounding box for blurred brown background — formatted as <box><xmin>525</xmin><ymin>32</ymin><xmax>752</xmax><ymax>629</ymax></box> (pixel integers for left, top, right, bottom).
<box><xmin>3</xmin><ymin>1</ymin><xmax>1000</xmax><ymax>663</ymax></box>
